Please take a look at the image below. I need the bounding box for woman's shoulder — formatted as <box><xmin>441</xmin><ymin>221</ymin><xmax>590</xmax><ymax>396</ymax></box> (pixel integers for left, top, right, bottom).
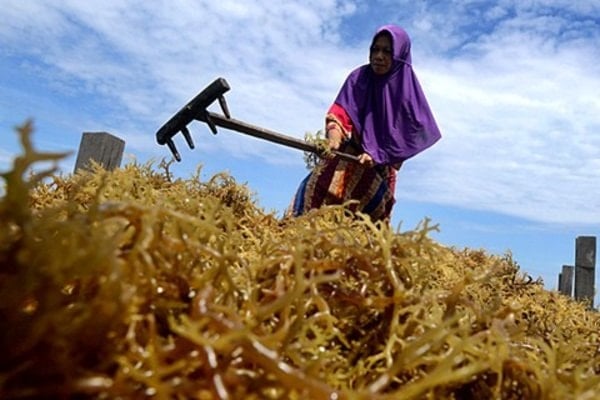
<box><xmin>341</xmin><ymin>64</ymin><xmax>371</xmax><ymax>91</ymax></box>
<box><xmin>345</xmin><ymin>65</ymin><xmax>369</xmax><ymax>85</ymax></box>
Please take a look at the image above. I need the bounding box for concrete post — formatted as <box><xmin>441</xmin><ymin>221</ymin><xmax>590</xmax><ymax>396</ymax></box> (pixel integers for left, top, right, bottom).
<box><xmin>574</xmin><ymin>236</ymin><xmax>596</xmax><ymax>309</ymax></box>
<box><xmin>558</xmin><ymin>265</ymin><xmax>574</xmax><ymax>297</ymax></box>
<box><xmin>74</xmin><ymin>132</ymin><xmax>125</xmax><ymax>173</ymax></box>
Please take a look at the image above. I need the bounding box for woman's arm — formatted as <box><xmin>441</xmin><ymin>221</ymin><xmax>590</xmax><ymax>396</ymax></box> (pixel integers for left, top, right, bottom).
<box><xmin>325</xmin><ymin>103</ymin><xmax>374</xmax><ymax>167</ymax></box>
<box><xmin>325</xmin><ymin>103</ymin><xmax>353</xmax><ymax>150</ymax></box>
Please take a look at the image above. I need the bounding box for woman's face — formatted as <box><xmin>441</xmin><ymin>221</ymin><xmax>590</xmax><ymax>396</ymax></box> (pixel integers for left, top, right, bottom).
<box><xmin>369</xmin><ymin>33</ymin><xmax>393</xmax><ymax>75</ymax></box>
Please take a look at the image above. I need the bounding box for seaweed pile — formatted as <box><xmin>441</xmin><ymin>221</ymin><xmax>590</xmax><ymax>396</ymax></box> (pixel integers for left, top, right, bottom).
<box><xmin>1</xmin><ymin>122</ymin><xmax>600</xmax><ymax>399</ymax></box>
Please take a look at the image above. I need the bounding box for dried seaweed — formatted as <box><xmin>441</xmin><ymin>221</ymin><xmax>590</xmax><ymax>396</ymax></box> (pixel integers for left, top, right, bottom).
<box><xmin>303</xmin><ymin>130</ymin><xmax>331</xmax><ymax>170</ymax></box>
<box><xmin>1</xmin><ymin>121</ymin><xmax>600</xmax><ymax>399</ymax></box>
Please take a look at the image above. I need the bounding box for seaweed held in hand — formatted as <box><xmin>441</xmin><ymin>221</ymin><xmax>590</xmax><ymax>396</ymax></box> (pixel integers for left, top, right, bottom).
<box><xmin>1</xmin><ymin>121</ymin><xmax>600</xmax><ymax>399</ymax></box>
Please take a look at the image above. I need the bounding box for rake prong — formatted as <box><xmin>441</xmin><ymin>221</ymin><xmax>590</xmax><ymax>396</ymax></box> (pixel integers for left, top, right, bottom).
<box><xmin>165</xmin><ymin>138</ymin><xmax>181</xmax><ymax>162</ymax></box>
<box><xmin>155</xmin><ymin>77</ymin><xmax>230</xmax><ymax>160</ymax></box>
<box><xmin>204</xmin><ymin>112</ymin><xmax>218</xmax><ymax>135</ymax></box>
<box><xmin>181</xmin><ymin>126</ymin><xmax>195</xmax><ymax>149</ymax></box>
<box><xmin>218</xmin><ymin>95</ymin><xmax>231</xmax><ymax>119</ymax></box>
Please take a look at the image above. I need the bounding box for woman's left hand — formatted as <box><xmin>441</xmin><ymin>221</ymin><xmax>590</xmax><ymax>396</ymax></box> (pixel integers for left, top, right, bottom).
<box><xmin>358</xmin><ymin>153</ymin><xmax>375</xmax><ymax>167</ymax></box>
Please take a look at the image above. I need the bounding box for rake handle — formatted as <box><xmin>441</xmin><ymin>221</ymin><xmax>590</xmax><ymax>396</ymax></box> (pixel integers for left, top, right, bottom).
<box><xmin>155</xmin><ymin>77</ymin><xmax>360</xmax><ymax>163</ymax></box>
<box><xmin>198</xmin><ymin>112</ymin><xmax>360</xmax><ymax>163</ymax></box>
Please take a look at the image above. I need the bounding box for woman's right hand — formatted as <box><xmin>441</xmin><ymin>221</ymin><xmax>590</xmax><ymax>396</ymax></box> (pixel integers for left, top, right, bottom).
<box><xmin>358</xmin><ymin>152</ymin><xmax>375</xmax><ymax>167</ymax></box>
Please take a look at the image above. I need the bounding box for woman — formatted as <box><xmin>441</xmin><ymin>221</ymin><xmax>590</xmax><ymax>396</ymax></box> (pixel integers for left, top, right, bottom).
<box><xmin>289</xmin><ymin>24</ymin><xmax>441</xmax><ymax>222</ymax></box>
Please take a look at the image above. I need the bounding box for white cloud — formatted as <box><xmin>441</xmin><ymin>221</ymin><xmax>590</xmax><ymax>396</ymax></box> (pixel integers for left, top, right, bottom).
<box><xmin>1</xmin><ymin>1</ymin><xmax>599</xmax><ymax>225</ymax></box>
<box><xmin>400</xmin><ymin>13</ymin><xmax>600</xmax><ymax>224</ymax></box>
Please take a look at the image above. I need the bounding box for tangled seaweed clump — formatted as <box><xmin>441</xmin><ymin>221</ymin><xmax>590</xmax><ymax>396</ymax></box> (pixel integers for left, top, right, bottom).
<box><xmin>1</xmin><ymin>121</ymin><xmax>600</xmax><ymax>400</ymax></box>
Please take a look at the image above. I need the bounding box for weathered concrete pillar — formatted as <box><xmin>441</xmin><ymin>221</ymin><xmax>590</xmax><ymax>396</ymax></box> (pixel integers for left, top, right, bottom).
<box><xmin>558</xmin><ymin>265</ymin><xmax>574</xmax><ymax>297</ymax></box>
<box><xmin>574</xmin><ymin>236</ymin><xmax>596</xmax><ymax>309</ymax></box>
<box><xmin>74</xmin><ymin>132</ymin><xmax>125</xmax><ymax>173</ymax></box>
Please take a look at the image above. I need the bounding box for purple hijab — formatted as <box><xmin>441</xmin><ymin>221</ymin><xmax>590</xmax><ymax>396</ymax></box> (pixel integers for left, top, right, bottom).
<box><xmin>333</xmin><ymin>25</ymin><xmax>441</xmax><ymax>164</ymax></box>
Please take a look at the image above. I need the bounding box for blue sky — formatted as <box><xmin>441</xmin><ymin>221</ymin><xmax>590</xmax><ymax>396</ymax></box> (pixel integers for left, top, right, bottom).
<box><xmin>1</xmin><ymin>1</ymin><xmax>599</xmax><ymax>303</ymax></box>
